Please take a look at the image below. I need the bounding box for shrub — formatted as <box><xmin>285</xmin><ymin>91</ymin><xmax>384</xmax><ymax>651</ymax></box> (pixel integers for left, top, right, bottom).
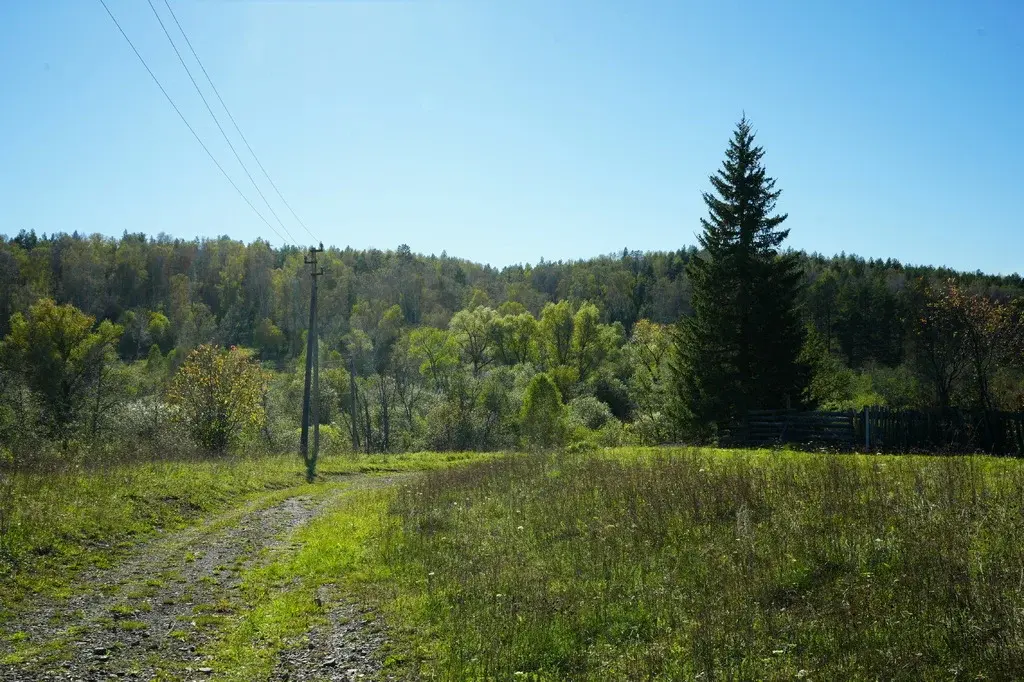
<box><xmin>167</xmin><ymin>345</ymin><xmax>269</xmax><ymax>453</ymax></box>
<box><xmin>568</xmin><ymin>395</ymin><xmax>614</xmax><ymax>430</ymax></box>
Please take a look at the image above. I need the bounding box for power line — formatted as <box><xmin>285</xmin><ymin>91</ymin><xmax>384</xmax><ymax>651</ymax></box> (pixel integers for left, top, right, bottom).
<box><xmin>97</xmin><ymin>0</ymin><xmax>291</xmax><ymax>246</ymax></box>
<box><xmin>161</xmin><ymin>0</ymin><xmax>321</xmax><ymax>247</ymax></box>
<box><xmin>144</xmin><ymin>0</ymin><xmax>301</xmax><ymax>247</ymax></box>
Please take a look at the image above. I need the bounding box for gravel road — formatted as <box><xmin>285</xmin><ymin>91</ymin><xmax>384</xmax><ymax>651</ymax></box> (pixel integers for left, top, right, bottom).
<box><xmin>0</xmin><ymin>475</ymin><xmax>406</xmax><ymax>682</ymax></box>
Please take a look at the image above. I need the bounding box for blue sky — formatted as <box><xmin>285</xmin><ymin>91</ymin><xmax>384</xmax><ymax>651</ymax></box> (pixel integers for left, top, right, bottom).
<box><xmin>1</xmin><ymin>1</ymin><xmax>1021</xmax><ymax>272</ymax></box>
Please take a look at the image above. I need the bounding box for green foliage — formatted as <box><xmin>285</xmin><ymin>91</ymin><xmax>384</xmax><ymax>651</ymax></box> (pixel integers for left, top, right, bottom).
<box><xmin>491</xmin><ymin>311</ymin><xmax>539</xmax><ymax>366</ymax></box>
<box><xmin>0</xmin><ymin>299</ymin><xmax>122</xmax><ymax>438</ymax></box>
<box><xmin>927</xmin><ymin>280</ymin><xmax>1024</xmax><ymax>411</ymax></box>
<box><xmin>253</xmin><ymin>317</ymin><xmax>287</xmax><ymax>362</ymax></box>
<box><xmin>538</xmin><ymin>300</ymin><xmax>574</xmax><ymax>367</ymax></box>
<box><xmin>520</xmin><ymin>373</ymin><xmax>566</xmax><ymax>448</ymax></box>
<box><xmin>571</xmin><ymin>302</ymin><xmax>624</xmax><ymax>384</ymax></box>
<box><xmin>625</xmin><ymin>319</ymin><xmax>671</xmax><ymax>442</ymax></box>
<box><xmin>567</xmin><ymin>395</ymin><xmax>613</xmax><ymax>431</ymax></box>
<box><xmin>166</xmin><ymin>345</ymin><xmax>269</xmax><ymax>452</ymax></box>
<box><xmin>449</xmin><ymin>306</ymin><xmax>496</xmax><ymax>375</ymax></box>
<box><xmin>407</xmin><ymin>327</ymin><xmax>458</xmax><ymax>390</ymax></box>
<box><xmin>864</xmin><ymin>363</ymin><xmax>923</xmax><ymax>409</ymax></box>
<box><xmin>3</xmin><ymin>204</ymin><xmax>1024</xmax><ymax>459</ymax></box>
<box><xmin>800</xmin><ymin>324</ymin><xmax>855</xmax><ymax>409</ymax></box>
<box><xmin>146</xmin><ymin>311</ymin><xmax>172</xmax><ymax>352</ymax></box>
<box><xmin>419</xmin><ymin>368</ymin><xmax>521</xmax><ymax>452</ymax></box>
<box><xmin>546</xmin><ymin>364</ymin><xmax>579</xmax><ymax>402</ymax></box>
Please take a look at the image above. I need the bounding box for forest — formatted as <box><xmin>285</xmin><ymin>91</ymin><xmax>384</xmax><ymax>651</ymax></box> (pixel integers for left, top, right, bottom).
<box><xmin>1</xmin><ymin>221</ymin><xmax>1022</xmax><ymax>462</ymax></box>
<box><xmin>0</xmin><ymin>124</ymin><xmax>1021</xmax><ymax>463</ymax></box>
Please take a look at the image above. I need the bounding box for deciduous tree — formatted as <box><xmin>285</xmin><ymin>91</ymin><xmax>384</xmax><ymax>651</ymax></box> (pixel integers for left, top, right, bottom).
<box><xmin>166</xmin><ymin>344</ymin><xmax>268</xmax><ymax>452</ymax></box>
<box><xmin>0</xmin><ymin>299</ymin><xmax>122</xmax><ymax>439</ymax></box>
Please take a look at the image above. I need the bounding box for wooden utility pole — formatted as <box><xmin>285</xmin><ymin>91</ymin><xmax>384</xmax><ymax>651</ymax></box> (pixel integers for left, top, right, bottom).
<box><xmin>349</xmin><ymin>353</ymin><xmax>359</xmax><ymax>451</ymax></box>
<box><xmin>299</xmin><ymin>243</ymin><xmax>325</xmax><ymax>483</ymax></box>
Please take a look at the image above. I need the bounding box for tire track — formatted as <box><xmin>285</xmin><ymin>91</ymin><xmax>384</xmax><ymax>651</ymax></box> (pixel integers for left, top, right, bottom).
<box><xmin>0</xmin><ymin>478</ymin><xmax>369</xmax><ymax>680</ymax></box>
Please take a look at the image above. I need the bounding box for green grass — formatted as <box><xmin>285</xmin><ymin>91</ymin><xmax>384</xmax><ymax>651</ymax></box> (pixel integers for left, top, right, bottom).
<box><xmin>18</xmin><ymin>444</ymin><xmax>1024</xmax><ymax>679</ymax></box>
<box><xmin>0</xmin><ymin>449</ymin><xmax>494</xmax><ymax>616</ymax></box>
<box><xmin>293</xmin><ymin>446</ymin><xmax>1024</xmax><ymax>680</ymax></box>
<box><xmin>0</xmin><ymin>637</ymin><xmax>67</xmax><ymax>666</ymax></box>
<box><xmin>204</xmin><ymin>488</ymin><xmax>395</xmax><ymax>680</ymax></box>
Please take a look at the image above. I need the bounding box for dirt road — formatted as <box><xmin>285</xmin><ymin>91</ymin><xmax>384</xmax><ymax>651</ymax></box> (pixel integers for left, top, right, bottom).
<box><xmin>0</xmin><ymin>475</ymin><xmax>404</xmax><ymax>681</ymax></box>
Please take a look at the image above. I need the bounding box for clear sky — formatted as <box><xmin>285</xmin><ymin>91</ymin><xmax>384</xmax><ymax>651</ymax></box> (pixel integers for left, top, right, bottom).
<box><xmin>1</xmin><ymin>1</ymin><xmax>1021</xmax><ymax>272</ymax></box>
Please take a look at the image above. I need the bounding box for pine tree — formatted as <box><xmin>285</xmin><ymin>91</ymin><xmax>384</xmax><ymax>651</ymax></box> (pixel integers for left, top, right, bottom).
<box><xmin>670</xmin><ymin>117</ymin><xmax>809</xmax><ymax>439</ymax></box>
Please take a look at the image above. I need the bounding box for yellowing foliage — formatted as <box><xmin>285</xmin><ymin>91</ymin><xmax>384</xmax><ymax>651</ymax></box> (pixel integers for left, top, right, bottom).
<box><xmin>167</xmin><ymin>345</ymin><xmax>269</xmax><ymax>452</ymax></box>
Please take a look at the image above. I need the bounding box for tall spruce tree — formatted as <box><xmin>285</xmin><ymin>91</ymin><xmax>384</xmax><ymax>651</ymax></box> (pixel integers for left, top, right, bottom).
<box><xmin>670</xmin><ymin>117</ymin><xmax>809</xmax><ymax>440</ymax></box>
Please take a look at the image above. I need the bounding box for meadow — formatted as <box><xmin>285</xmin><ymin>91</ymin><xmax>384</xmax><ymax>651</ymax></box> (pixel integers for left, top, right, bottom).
<box><xmin>334</xmin><ymin>447</ymin><xmax>1024</xmax><ymax>680</ymax></box>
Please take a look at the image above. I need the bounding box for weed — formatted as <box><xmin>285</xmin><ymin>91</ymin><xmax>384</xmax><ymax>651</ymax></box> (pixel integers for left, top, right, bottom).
<box><xmin>0</xmin><ymin>637</ymin><xmax>66</xmax><ymax>666</ymax></box>
<box><xmin>117</xmin><ymin>619</ymin><xmax>148</xmax><ymax>631</ymax></box>
<box><xmin>126</xmin><ymin>586</ymin><xmax>157</xmax><ymax>600</ymax></box>
<box><xmin>108</xmin><ymin>604</ymin><xmax>135</xmax><ymax>619</ymax></box>
<box><xmin>193</xmin><ymin>614</ymin><xmax>228</xmax><ymax>629</ymax></box>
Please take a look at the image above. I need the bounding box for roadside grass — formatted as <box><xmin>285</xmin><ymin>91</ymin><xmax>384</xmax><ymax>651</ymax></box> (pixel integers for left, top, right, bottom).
<box><xmin>327</xmin><ymin>446</ymin><xmax>1024</xmax><ymax>680</ymax></box>
<box><xmin>0</xmin><ymin>449</ymin><xmax>491</xmax><ymax>617</ymax></box>
<box><xmin>204</xmin><ymin>488</ymin><xmax>396</xmax><ymax>681</ymax></box>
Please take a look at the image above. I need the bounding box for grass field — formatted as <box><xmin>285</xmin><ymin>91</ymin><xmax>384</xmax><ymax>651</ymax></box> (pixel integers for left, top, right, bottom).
<box><xmin>310</xmin><ymin>447</ymin><xmax>1024</xmax><ymax>680</ymax></box>
<box><xmin>0</xmin><ymin>449</ymin><xmax>487</xmax><ymax>610</ymax></box>
<box><xmin>9</xmin><ymin>446</ymin><xmax>1024</xmax><ymax>679</ymax></box>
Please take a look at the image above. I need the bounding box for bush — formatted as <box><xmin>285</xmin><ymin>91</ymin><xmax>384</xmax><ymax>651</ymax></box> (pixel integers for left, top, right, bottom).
<box><xmin>318</xmin><ymin>423</ymin><xmax>354</xmax><ymax>457</ymax></box>
<box><xmin>628</xmin><ymin>411</ymin><xmax>673</xmax><ymax>445</ymax></box>
<box><xmin>167</xmin><ymin>345</ymin><xmax>269</xmax><ymax>453</ymax></box>
<box><xmin>565</xmin><ymin>439</ymin><xmax>597</xmax><ymax>454</ymax></box>
<box><xmin>595</xmin><ymin>418</ymin><xmax>627</xmax><ymax>447</ymax></box>
<box><xmin>568</xmin><ymin>396</ymin><xmax>614</xmax><ymax>431</ymax></box>
<box><xmin>102</xmin><ymin>398</ymin><xmax>193</xmax><ymax>459</ymax></box>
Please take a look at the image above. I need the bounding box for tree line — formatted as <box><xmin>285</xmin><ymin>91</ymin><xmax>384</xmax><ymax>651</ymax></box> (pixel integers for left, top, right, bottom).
<box><xmin>2</xmin><ymin>118</ymin><xmax>1023</xmax><ymax>462</ymax></box>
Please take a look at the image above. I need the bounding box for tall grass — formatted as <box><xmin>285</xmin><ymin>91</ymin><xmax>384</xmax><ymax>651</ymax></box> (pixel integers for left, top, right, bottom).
<box><xmin>374</xmin><ymin>448</ymin><xmax>1024</xmax><ymax>679</ymax></box>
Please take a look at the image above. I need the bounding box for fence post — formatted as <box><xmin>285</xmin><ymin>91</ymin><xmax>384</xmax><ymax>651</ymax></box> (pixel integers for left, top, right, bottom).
<box><xmin>864</xmin><ymin>405</ymin><xmax>870</xmax><ymax>452</ymax></box>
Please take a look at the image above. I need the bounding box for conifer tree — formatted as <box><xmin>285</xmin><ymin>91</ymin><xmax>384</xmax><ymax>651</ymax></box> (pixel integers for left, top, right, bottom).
<box><xmin>670</xmin><ymin>117</ymin><xmax>809</xmax><ymax>439</ymax></box>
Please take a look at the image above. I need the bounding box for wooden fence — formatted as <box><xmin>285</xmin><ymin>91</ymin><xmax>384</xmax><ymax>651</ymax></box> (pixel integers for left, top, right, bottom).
<box><xmin>863</xmin><ymin>407</ymin><xmax>1024</xmax><ymax>455</ymax></box>
<box><xmin>729</xmin><ymin>409</ymin><xmax>857</xmax><ymax>448</ymax></box>
<box><xmin>727</xmin><ymin>407</ymin><xmax>1024</xmax><ymax>455</ymax></box>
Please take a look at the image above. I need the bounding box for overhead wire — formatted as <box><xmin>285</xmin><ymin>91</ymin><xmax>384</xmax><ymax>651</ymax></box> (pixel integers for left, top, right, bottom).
<box><xmin>144</xmin><ymin>0</ymin><xmax>302</xmax><ymax>247</ymax></box>
<box><xmin>160</xmin><ymin>0</ymin><xmax>322</xmax><ymax>247</ymax></box>
<box><xmin>97</xmin><ymin>0</ymin><xmax>291</xmax><ymax>246</ymax></box>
